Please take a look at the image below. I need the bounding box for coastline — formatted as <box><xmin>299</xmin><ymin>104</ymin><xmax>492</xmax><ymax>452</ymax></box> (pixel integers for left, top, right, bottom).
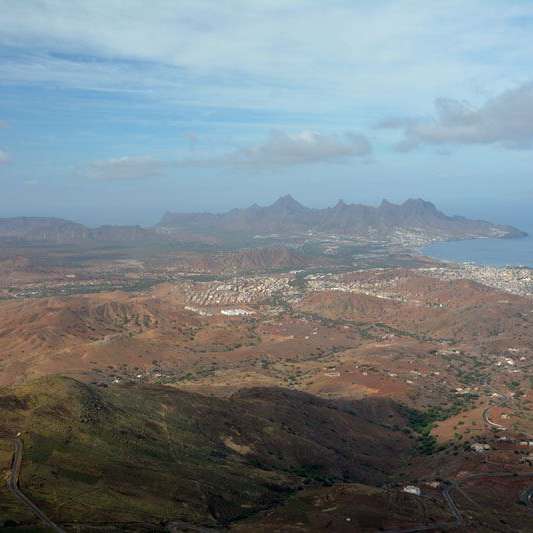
<box><xmin>421</xmin><ymin>232</ymin><xmax>533</xmax><ymax>269</ymax></box>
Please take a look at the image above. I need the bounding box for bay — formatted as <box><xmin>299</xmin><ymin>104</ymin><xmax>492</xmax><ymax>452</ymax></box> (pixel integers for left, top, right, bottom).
<box><xmin>422</xmin><ymin>230</ymin><xmax>533</xmax><ymax>268</ymax></box>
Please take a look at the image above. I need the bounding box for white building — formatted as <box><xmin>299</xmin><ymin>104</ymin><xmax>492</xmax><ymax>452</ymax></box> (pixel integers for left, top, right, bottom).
<box><xmin>221</xmin><ymin>308</ymin><xmax>255</xmax><ymax>316</ymax></box>
<box><xmin>471</xmin><ymin>443</ymin><xmax>491</xmax><ymax>453</ymax></box>
<box><xmin>402</xmin><ymin>485</ymin><xmax>421</xmax><ymax>496</ymax></box>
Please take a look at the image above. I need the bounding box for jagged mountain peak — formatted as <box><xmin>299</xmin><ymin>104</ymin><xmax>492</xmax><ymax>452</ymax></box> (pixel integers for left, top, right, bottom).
<box><xmin>270</xmin><ymin>194</ymin><xmax>306</xmax><ymax>212</ymax></box>
<box><xmin>2</xmin><ymin>197</ymin><xmax>526</xmax><ymax>244</ymax></box>
<box><xmin>158</xmin><ymin>197</ymin><xmax>525</xmax><ymax>240</ymax></box>
<box><xmin>402</xmin><ymin>198</ymin><xmax>438</xmax><ymax>210</ymax></box>
<box><xmin>334</xmin><ymin>199</ymin><xmax>348</xmax><ymax>209</ymax></box>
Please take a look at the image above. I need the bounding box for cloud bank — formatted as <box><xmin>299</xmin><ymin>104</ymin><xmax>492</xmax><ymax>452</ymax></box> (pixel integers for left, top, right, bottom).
<box><xmin>86</xmin><ymin>156</ymin><xmax>165</xmax><ymax>181</ymax></box>
<box><xmin>85</xmin><ymin>130</ymin><xmax>372</xmax><ymax>180</ymax></box>
<box><xmin>212</xmin><ymin>130</ymin><xmax>372</xmax><ymax>168</ymax></box>
<box><xmin>0</xmin><ymin>150</ymin><xmax>10</xmax><ymax>165</ymax></box>
<box><xmin>381</xmin><ymin>82</ymin><xmax>533</xmax><ymax>151</ymax></box>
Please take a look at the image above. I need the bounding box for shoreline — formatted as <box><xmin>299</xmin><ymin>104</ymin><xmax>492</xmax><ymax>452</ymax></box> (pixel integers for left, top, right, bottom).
<box><xmin>420</xmin><ymin>233</ymin><xmax>533</xmax><ymax>270</ymax></box>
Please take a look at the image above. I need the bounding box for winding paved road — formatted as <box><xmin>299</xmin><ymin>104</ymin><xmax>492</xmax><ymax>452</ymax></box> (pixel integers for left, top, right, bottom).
<box><xmin>385</xmin><ymin>391</ymin><xmax>533</xmax><ymax>533</ymax></box>
<box><xmin>385</xmin><ymin>471</ymin><xmax>533</xmax><ymax>533</ymax></box>
<box><xmin>6</xmin><ymin>437</ymin><xmax>65</xmax><ymax>533</ymax></box>
<box><xmin>482</xmin><ymin>405</ymin><xmax>507</xmax><ymax>431</ymax></box>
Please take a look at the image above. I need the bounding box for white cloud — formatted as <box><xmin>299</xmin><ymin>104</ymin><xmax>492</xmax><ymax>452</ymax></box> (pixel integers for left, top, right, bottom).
<box><xmin>85</xmin><ymin>156</ymin><xmax>165</xmax><ymax>181</ymax></box>
<box><xmin>213</xmin><ymin>130</ymin><xmax>372</xmax><ymax>167</ymax></box>
<box><xmin>381</xmin><ymin>82</ymin><xmax>533</xmax><ymax>151</ymax></box>
<box><xmin>175</xmin><ymin>130</ymin><xmax>372</xmax><ymax>169</ymax></box>
<box><xmin>0</xmin><ymin>150</ymin><xmax>10</xmax><ymax>164</ymax></box>
<box><xmin>82</xmin><ymin>130</ymin><xmax>371</xmax><ymax>180</ymax></box>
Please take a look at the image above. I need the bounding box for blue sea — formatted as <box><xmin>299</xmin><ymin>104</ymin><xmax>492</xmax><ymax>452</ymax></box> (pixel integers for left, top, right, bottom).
<box><xmin>423</xmin><ymin>230</ymin><xmax>533</xmax><ymax>268</ymax></box>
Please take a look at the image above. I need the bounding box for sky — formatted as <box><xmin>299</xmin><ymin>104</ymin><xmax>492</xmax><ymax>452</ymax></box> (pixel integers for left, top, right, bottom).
<box><xmin>1</xmin><ymin>0</ymin><xmax>533</xmax><ymax>226</ymax></box>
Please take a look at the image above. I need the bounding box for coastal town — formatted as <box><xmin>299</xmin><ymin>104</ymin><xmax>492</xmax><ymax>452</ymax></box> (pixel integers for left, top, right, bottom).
<box><xmin>421</xmin><ymin>263</ymin><xmax>533</xmax><ymax>298</ymax></box>
<box><xmin>2</xmin><ymin>255</ymin><xmax>532</xmax><ymax>304</ymax></box>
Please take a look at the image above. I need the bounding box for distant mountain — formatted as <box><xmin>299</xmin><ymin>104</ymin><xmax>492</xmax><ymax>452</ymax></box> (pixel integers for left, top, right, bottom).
<box><xmin>158</xmin><ymin>195</ymin><xmax>526</xmax><ymax>242</ymax></box>
<box><xmin>0</xmin><ymin>197</ymin><xmax>525</xmax><ymax>245</ymax></box>
<box><xmin>0</xmin><ymin>217</ymin><xmax>155</xmax><ymax>244</ymax></box>
<box><xmin>0</xmin><ymin>217</ymin><xmax>90</xmax><ymax>243</ymax></box>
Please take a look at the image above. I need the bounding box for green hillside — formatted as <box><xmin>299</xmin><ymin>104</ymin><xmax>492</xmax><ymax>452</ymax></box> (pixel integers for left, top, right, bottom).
<box><xmin>0</xmin><ymin>377</ymin><xmax>412</xmax><ymax>530</ymax></box>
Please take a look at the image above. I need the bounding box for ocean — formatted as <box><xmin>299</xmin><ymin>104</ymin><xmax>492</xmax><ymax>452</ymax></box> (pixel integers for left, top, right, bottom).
<box><xmin>423</xmin><ymin>230</ymin><xmax>533</xmax><ymax>268</ymax></box>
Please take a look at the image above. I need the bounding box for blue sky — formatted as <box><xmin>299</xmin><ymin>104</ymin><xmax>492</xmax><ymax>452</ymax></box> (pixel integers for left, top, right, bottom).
<box><xmin>1</xmin><ymin>0</ymin><xmax>533</xmax><ymax>225</ymax></box>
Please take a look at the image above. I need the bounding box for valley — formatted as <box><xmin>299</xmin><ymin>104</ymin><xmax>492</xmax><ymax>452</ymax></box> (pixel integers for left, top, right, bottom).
<box><xmin>0</xmin><ymin>204</ymin><xmax>532</xmax><ymax>531</ymax></box>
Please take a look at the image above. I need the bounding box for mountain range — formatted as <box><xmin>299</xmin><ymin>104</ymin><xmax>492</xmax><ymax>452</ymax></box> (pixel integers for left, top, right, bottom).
<box><xmin>159</xmin><ymin>195</ymin><xmax>526</xmax><ymax>241</ymax></box>
<box><xmin>0</xmin><ymin>196</ymin><xmax>526</xmax><ymax>244</ymax></box>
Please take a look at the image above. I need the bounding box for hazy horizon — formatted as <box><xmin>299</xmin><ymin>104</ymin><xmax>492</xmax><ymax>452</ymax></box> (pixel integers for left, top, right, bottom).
<box><xmin>1</xmin><ymin>194</ymin><xmax>533</xmax><ymax>232</ymax></box>
<box><xmin>2</xmin><ymin>1</ymin><xmax>533</xmax><ymax>228</ymax></box>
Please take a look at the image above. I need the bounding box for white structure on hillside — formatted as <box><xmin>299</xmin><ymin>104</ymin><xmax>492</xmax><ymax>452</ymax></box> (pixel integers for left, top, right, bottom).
<box><xmin>471</xmin><ymin>443</ymin><xmax>491</xmax><ymax>453</ymax></box>
<box><xmin>221</xmin><ymin>308</ymin><xmax>255</xmax><ymax>316</ymax></box>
